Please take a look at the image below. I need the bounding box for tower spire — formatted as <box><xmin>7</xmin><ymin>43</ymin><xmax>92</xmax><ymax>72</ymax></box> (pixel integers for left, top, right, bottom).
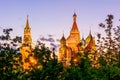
<box><xmin>25</xmin><ymin>15</ymin><xmax>30</xmax><ymax>29</ymax></box>
<box><xmin>62</xmin><ymin>30</ymin><xmax>64</xmax><ymax>36</ymax></box>
<box><xmin>73</xmin><ymin>12</ymin><xmax>77</xmax><ymax>22</ymax></box>
<box><xmin>23</xmin><ymin>15</ymin><xmax>32</xmax><ymax>44</ymax></box>
<box><xmin>89</xmin><ymin>27</ymin><xmax>92</xmax><ymax>39</ymax></box>
<box><xmin>70</xmin><ymin>12</ymin><xmax>79</xmax><ymax>33</ymax></box>
<box><xmin>82</xmin><ymin>34</ymin><xmax>84</xmax><ymax>40</ymax></box>
<box><xmin>27</xmin><ymin>15</ymin><xmax>29</xmax><ymax>19</ymax></box>
<box><xmin>90</xmin><ymin>26</ymin><xmax>91</xmax><ymax>34</ymax></box>
<box><xmin>67</xmin><ymin>12</ymin><xmax>80</xmax><ymax>51</ymax></box>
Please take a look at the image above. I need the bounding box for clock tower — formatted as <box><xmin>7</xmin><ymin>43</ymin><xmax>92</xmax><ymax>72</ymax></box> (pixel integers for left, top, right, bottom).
<box><xmin>23</xmin><ymin>16</ymin><xmax>32</xmax><ymax>46</ymax></box>
<box><xmin>20</xmin><ymin>16</ymin><xmax>34</xmax><ymax>69</ymax></box>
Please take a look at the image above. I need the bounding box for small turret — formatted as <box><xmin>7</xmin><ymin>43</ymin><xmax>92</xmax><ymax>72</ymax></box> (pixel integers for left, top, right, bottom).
<box><xmin>85</xmin><ymin>30</ymin><xmax>96</xmax><ymax>51</ymax></box>
<box><xmin>60</xmin><ymin>34</ymin><xmax>66</xmax><ymax>46</ymax></box>
<box><xmin>86</xmin><ymin>30</ymin><xmax>93</xmax><ymax>44</ymax></box>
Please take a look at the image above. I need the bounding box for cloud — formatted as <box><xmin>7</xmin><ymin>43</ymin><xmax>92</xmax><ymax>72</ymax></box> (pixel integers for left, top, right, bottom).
<box><xmin>56</xmin><ymin>39</ymin><xmax>60</xmax><ymax>42</ymax></box>
<box><xmin>40</xmin><ymin>37</ymin><xmax>55</xmax><ymax>42</ymax></box>
<box><xmin>50</xmin><ymin>43</ymin><xmax>57</xmax><ymax>48</ymax></box>
<box><xmin>48</xmin><ymin>38</ymin><xmax>55</xmax><ymax>42</ymax></box>
<box><xmin>47</xmin><ymin>34</ymin><xmax>53</xmax><ymax>37</ymax></box>
<box><xmin>50</xmin><ymin>43</ymin><xmax>60</xmax><ymax>48</ymax></box>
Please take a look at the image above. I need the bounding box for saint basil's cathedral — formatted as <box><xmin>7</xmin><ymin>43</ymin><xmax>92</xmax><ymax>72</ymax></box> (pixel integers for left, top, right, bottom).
<box><xmin>58</xmin><ymin>13</ymin><xmax>96</xmax><ymax>66</ymax></box>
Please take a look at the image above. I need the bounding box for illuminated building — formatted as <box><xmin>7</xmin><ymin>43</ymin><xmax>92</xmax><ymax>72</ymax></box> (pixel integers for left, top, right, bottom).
<box><xmin>59</xmin><ymin>13</ymin><xmax>96</xmax><ymax>66</ymax></box>
<box><xmin>20</xmin><ymin>16</ymin><xmax>36</xmax><ymax>69</ymax></box>
<box><xmin>59</xmin><ymin>34</ymin><xmax>72</xmax><ymax>66</ymax></box>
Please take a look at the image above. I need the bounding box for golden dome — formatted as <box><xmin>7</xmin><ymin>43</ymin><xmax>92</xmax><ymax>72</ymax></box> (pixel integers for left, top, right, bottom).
<box><xmin>86</xmin><ymin>31</ymin><xmax>92</xmax><ymax>44</ymax></box>
<box><xmin>60</xmin><ymin>35</ymin><xmax>66</xmax><ymax>44</ymax></box>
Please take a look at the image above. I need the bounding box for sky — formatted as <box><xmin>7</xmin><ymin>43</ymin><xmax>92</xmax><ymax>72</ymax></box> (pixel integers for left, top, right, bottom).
<box><xmin>0</xmin><ymin>0</ymin><xmax>120</xmax><ymax>47</ymax></box>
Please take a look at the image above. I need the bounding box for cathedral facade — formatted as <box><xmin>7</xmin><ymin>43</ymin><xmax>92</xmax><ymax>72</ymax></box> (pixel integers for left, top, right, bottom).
<box><xmin>59</xmin><ymin>13</ymin><xmax>96</xmax><ymax>66</ymax></box>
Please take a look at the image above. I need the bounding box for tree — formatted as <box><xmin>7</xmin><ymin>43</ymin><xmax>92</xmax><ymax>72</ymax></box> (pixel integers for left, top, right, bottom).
<box><xmin>0</xmin><ymin>28</ymin><xmax>24</xmax><ymax>80</ymax></box>
<box><xmin>28</xmin><ymin>41</ymin><xmax>63</xmax><ymax>80</ymax></box>
<box><xmin>97</xmin><ymin>14</ymin><xmax>120</xmax><ymax>79</ymax></box>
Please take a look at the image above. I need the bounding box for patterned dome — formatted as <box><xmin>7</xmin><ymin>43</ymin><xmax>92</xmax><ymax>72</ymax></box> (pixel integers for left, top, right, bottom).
<box><xmin>60</xmin><ymin>35</ymin><xmax>66</xmax><ymax>44</ymax></box>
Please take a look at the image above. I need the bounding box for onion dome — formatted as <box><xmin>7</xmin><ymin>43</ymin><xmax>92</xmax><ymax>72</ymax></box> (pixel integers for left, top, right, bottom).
<box><xmin>60</xmin><ymin>34</ymin><xmax>66</xmax><ymax>45</ymax></box>
<box><xmin>86</xmin><ymin>30</ymin><xmax>93</xmax><ymax>44</ymax></box>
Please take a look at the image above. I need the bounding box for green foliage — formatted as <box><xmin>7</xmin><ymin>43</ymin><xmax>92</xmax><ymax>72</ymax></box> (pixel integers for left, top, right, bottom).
<box><xmin>29</xmin><ymin>41</ymin><xmax>64</xmax><ymax>80</ymax></box>
<box><xmin>97</xmin><ymin>14</ymin><xmax>120</xmax><ymax>79</ymax></box>
<box><xmin>61</xmin><ymin>66</ymin><xmax>82</xmax><ymax>80</ymax></box>
<box><xmin>0</xmin><ymin>28</ymin><xmax>24</xmax><ymax>80</ymax></box>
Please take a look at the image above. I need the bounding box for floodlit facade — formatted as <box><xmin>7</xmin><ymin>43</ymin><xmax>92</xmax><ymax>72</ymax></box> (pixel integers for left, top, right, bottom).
<box><xmin>20</xmin><ymin>14</ymin><xmax>97</xmax><ymax>68</ymax></box>
<box><xmin>59</xmin><ymin>13</ymin><xmax>96</xmax><ymax>66</ymax></box>
<box><xmin>20</xmin><ymin>16</ymin><xmax>36</xmax><ymax>69</ymax></box>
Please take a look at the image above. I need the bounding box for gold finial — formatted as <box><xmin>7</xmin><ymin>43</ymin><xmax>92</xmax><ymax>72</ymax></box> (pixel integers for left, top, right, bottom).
<box><xmin>27</xmin><ymin>15</ymin><xmax>29</xmax><ymax>19</ymax></box>
<box><xmin>82</xmin><ymin>34</ymin><xmax>84</xmax><ymax>39</ymax></box>
<box><xmin>89</xmin><ymin>26</ymin><xmax>92</xmax><ymax>35</ymax></box>
<box><xmin>73</xmin><ymin>12</ymin><xmax>77</xmax><ymax>22</ymax></box>
<box><xmin>89</xmin><ymin>26</ymin><xmax>93</xmax><ymax>39</ymax></box>
<box><xmin>62</xmin><ymin>30</ymin><xmax>64</xmax><ymax>37</ymax></box>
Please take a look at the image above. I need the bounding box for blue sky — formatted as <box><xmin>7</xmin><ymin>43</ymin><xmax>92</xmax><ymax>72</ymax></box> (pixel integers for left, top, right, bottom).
<box><xmin>0</xmin><ymin>0</ymin><xmax>120</xmax><ymax>44</ymax></box>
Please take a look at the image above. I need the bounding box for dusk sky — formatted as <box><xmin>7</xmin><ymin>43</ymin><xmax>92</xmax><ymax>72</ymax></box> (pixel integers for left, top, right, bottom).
<box><xmin>0</xmin><ymin>0</ymin><xmax>120</xmax><ymax>44</ymax></box>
